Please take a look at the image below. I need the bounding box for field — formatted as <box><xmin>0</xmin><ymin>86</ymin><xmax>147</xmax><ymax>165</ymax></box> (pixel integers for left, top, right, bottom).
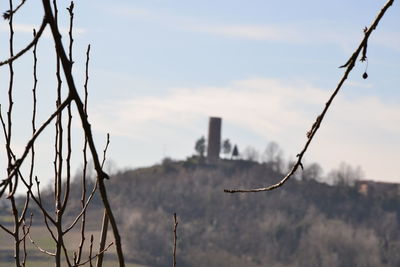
<box><xmin>0</xmin><ymin>216</ymin><xmax>145</xmax><ymax>267</ymax></box>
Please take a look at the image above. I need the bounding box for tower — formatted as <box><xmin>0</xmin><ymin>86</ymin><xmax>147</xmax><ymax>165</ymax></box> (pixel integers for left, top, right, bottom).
<box><xmin>207</xmin><ymin>117</ymin><xmax>222</xmax><ymax>163</ymax></box>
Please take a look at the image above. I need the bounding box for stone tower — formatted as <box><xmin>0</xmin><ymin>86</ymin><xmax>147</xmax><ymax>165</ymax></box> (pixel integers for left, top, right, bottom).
<box><xmin>207</xmin><ymin>117</ymin><xmax>222</xmax><ymax>163</ymax></box>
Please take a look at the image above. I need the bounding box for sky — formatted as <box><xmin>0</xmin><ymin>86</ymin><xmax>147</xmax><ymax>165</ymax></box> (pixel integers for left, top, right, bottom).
<box><xmin>0</xmin><ymin>0</ymin><xmax>399</xmax><ymax>193</ymax></box>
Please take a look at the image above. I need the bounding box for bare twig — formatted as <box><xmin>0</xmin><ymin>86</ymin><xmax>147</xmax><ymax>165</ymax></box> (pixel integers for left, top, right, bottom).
<box><xmin>76</xmin><ymin>242</ymin><xmax>113</xmax><ymax>267</ymax></box>
<box><xmin>34</xmin><ymin>176</ymin><xmax>57</xmax><ymax>239</ymax></box>
<box><xmin>41</xmin><ymin>1</ymin><xmax>125</xmax><ymax>264</ymax></box>
<box><xmin>1</xmin><ymin>1</ymin><xmax>124</xmax><ymax>266</ymax></box>
<box><xmin>21</xmin><ymin>214</ymin><xmax>33</xmax><ymax>267</ymax></box>
<box><xmin>0</xmin><ymin>96</ymin><xmax>72</xmax><ymax>198</ymax></box>
<box><xmin>76</xmin><ymin>43</ymin><xmax>90</xmax><ymax>265</ymax></box>
<box><xmin>19</xmin><ymin>214</ymin><xmax>33</xmax><ymax>243</ymax></box>
<box><xmin>63</xmin><ymin>181</ymin><xmax>98</xmax><ymax>234</ymax></box>
<box><xmin>0</xmin><ymin>17</ymin><xmax>47</xmax><ymax>66</ymax></box>
<box><xmin>61</xmin><ymin>0</ymin><xmax>75</xmax><ymax>215</ymax></box>
<box><xmin>89</xmin><ymin>234</ymin><xmax>94</xmax><ymax>267</ymax></box>
<box><xmin>95</xmin><ymin>210</ymin><xmax>109</xmax><ymax>267</ymax></box>
<box><xmin>51</xmin><ymin>1</ymin><xmax>68</xmax><ymax>265</ymax></box>
<box><xmin>21</xmin><ymin>217</ymin><xmax>32</xmax><ymax>267</ymax></box>
<box><xmin>28</xmin><ymin>233</ymin><xmax>56</xmax><ymax>256</ymax></box>
<box><xmin>173</xmin><ymin>213</ymin><xmax>178</xmax><ymax>267</ymax></box>
<box><xmin>224</xmin><ymin>0</ymin><xmax>395</xmax><ymax>193</ymax></box>
<box><xmin>96</xmin><ymin>133</ymin><xmax>111</xmax><ymax>267</ymax></box>
<box><xmin>28</xmin><ymin>27</ymin><xmax>38</xmax><ymax>199</ymax></box>
<box><xmin>67</xmin><ymin>2</ymin><xmax>74</xmax><ymax>64</ymax></box>
<box><xmin>5</xmin><ymin>2</ymin><xmax>24</xmax><ymax>265</ymax></box>
<box><xmin>17</xmin><ymin>30</ymin><xmax>40</xmax><ymax>261</ymax></box>
<box><xmin>3</xmin><ymin>0</ymin><xmax>26</xmax><ymax>19</ymax></box>
<box><xmin>0</xmin><ymin>223</ymin><xmax>13</xmax><ymax>235</ymax></box>
<box><xmin>101</xmin><ymin>133</ymin><xmax>110</xmax><ymax>169</ymax></box>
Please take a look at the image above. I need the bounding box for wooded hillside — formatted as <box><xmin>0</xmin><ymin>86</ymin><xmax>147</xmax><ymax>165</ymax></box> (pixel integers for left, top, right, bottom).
<box><xmin>18</xmin><ymin>158</ymin><xmax>400</xmax><ymax>267</ymax></box>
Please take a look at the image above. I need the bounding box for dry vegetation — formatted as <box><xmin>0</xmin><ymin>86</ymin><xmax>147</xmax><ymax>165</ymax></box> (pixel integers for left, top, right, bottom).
<box><xmin>10</xmin><ymin>156</ymin><xmax>400</xmax><ymax>267</ymax></box>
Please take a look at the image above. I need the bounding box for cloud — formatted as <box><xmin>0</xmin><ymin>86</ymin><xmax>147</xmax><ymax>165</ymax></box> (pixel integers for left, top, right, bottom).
<box><xmin>99</xmin><ymin>4</ymin><xmax>348</xmax><ymax>45</ymax></box>
<box><xmin>91</xmin><ymin>78</ymin><xmax>325</xmax><ymax>138</ymax></box>
<box><xmin>186</xmin><ymin>24</ymin><xmax>304</xmax><ymax>42</ymax></box>
<box><xmin>0</xmin><ymin>23</ymin><xmax>86</xmax><ymax>36</ymax></box>
<box><xmin>106</xmin><ymin>6</ymin><xmax>158</xmax><ymax>20</ymax></box>
<box><xmin>91</xmin><ymin>77</ymin><xmax>400</xmax><ymax>180</ymax></box>
<box><xmin>183</xmin><ymin>23</ymin><xmax>353</xmax><ymax>47</ymax></box>
<box><xmin>346</xmin><ymin>81</ymin><xmax>374</xmax><ymax>89</ymax></box>
<box><xmin>100</xmin><ymin>3</ymin><xmax>400</xmax><ymax>52</ymax></box>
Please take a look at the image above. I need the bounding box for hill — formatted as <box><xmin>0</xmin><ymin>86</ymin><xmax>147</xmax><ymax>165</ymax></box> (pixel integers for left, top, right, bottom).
<box><xmin>17</xmin><ymin>157</ymin><xmax>400</xmax><ymax>267</ymax></box>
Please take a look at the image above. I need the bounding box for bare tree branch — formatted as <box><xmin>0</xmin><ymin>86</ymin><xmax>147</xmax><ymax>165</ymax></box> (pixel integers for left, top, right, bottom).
<box><xmin>41</xmin><ymin>0</ymin><xmax>125</xmax><ymax>264</ymax></box>
<box><xmin>3</xmin><ymin>0</ymin><xmax>26</xmax><ymax>19</ymax></box>
<box><xmin>0</xmin><ymin>223</ymin><xmax>13</xmax><ymax>235</ymax></box>
<box><xmin>63</xmin><ymin>181</ymin><xmax>98</xmax><ymax>234</ymax></box>
<box><xmin>76</xmin><ymin>43</ymin><xmax>90</xmax><ymax>265</ymax></box>
<box><xmin>224</xmin><ymin>0</ymin><xmax>395</xmax><ymax>193</ymax></box>
<box><xmin>173</xmin><ymin>213</ymin><xmax>178</xmax><ymax>267</ymax></box>
<box><xmin>76</xmin><ymin>242</ymin><xmax>113</xmax><ymax>267</ymax></box>
<box><xmin>96</xmin><ymin>133</ymin><xmax>111</xmax><ymax>267</ymax></box>
<box><xmin>0</xmin><ymin>17</ymin><xmax>47</xmax><ymax>66</ymax></box>
<box><xmin>28</xmin><ymin>233</ymin><xmax>56</xmax><ymax>257</ymax></box>
<box><xmin>0</xmin><ymin>96</ymin><xmax>72</xmax><ymax>198</ymax></box>
<box><xmin>1</xmin><ymin>1</ymin><xmax>125</xmax><ymax>266</ymax></box>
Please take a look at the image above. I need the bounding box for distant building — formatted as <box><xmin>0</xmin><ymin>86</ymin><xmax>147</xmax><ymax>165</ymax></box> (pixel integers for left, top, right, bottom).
<box><xmin>207</xmin><ymin>117</ymin><xmax>222</xmax><ymax>163</ymax></box>
<box><xmin>356</xmin><ymin>180</ymin><xmax>400</xmax><ymax>196</ymax></box>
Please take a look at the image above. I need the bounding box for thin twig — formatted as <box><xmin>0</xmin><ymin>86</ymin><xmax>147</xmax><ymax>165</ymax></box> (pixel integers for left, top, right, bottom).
<box><xmin>101</xmin><ymin>133</ymin><xmax>110</xmax><ymax>169</ymax></box>
<box><xmin>76</xmin><ymin>43</ymin><xmax>90</xmax><ymax>265</ymax></box>
<box><xmin>17</xmin><ymin>28</ymin><xmax>40</xmax><ymax>248</ymax></box>
<box><xmin>41</xmin><ymin>1</ymin><xmax>125</xmax><ymax>264</ymax></box>
<box><xmin>95</xmin><ymin>210</ymin><xmax>109</xmax><ymax>267</ymax></box>
<box><xmin>52</xmin><ymin>1</ymin><xmax>67</xmax><ymax>265</ymax></box>
<box><xmin>0</xmin><ymin>96</ymin><xmax>72</xmax><ymax>198</ymax></box>
<box><xmin>89</xmin><ymin>234</ymin><xmax>94</xmax><ymax>267</ymax></box>
<box><xmin>76</xmin><ymin>242</ymin><xmax>113</xmax><ymax>267</ymax></box>
<box><xmin>34</xmin><ymin>176</ymin><xmax>57</xmax><ymax>240</ymax></box>
<box><xmin>0</xmin><ymin>17</ymin><xmax>47</xmax><ymax>66</ymax></box>
<box><xmin>61</xmin><ymin>0</ymin><xmax>75</xmax><ymax>215</ymax></box>
<box><xmin>19</xmin><ymin>214</ymin><xmax>33</xmax><ymax>243</ymax></box>
<box><xmin>3</xmin><ymin>0</ymin><xmax>26</xmax><ymax>19</ymax></box>
<box><xmin>28</xmin><ymin>233</ymin><xmax>56</xmax><ymax>257</ymax></box>
<box><xmin>96</xmin><ymin>134</ymin><xmax>111</xmax><ymax>267</ymax></box>
<box><xmin>224</xmin><ymin>0</ymin><xmax>395</xmax><ymax>193</ymax></box>
<box><xmin>173</xmin><ymin>213</ymin><xmax>178</xmax><ymax>267</ymax></box>
<box><xmin>63</xmin><ymin>0</ymin><xmax>74</xmax><ymax>214</ymax></box>
<box><xmin>6</xmin><ymin>2</ymin><xmax>24</xmax><ymax>265</ymax></box>
<box><xmin>75</xmin><ymin>45</ymin><xmax>90</xmax><ymax>263</ymax></box>
<box><xmin>63</xmin><ymin>181</ymin><xmax>98</xmax><ymax>234</ymax></box>
<box><xmin>0</xmin><ymin>223</ymin><xmax>13</xmax><ymax>235</ymax></box>
<box><xmin>21</xmin><ymin>214</ymin><xmax>33</xmax><ymax>267</ymax></box>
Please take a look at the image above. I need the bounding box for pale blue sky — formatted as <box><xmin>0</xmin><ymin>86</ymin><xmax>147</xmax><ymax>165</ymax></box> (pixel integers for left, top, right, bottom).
<box><xmin>0</xmin><ymin>0</ymin><xmax>399</xmax><ymax>192</ymax></box>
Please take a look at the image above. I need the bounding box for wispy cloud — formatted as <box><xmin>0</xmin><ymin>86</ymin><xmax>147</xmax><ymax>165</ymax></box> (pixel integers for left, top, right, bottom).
<box><xmin>0</xmin><ymin>23</ymin><xmax>37</xmax><ymax>34</ymax></box>
<box><xmin>185</xmin><ymin>24</ymin><xmax>304</xmax><ymax>42</ymax></box>
<box><xmin>91</xmin><ymin>78</ymin><xmax>325</xmax><ymax>138</ymax></box>
<box><xmin>102</xmin><ymin>3</ymin><xmax>400</xmax><ymax>52</ymax></box>
<box><xmin>0</xmin><ymin>23</ymin><xmax>87</xmax><ymax>36</ymax></box>
<box><xmin>106</xmin><ymin>5</ymin><xmax>348</xmax><ymax>45</ymax></box>
<box><xmin>106</xmin><ymin>6</ymin><xmax>158</xmax><ymax>21</ymax></box>
<box><xmin>91</xmin><ymin>77</ymin><xmax>400</xmax><ymax>180</ymax></box>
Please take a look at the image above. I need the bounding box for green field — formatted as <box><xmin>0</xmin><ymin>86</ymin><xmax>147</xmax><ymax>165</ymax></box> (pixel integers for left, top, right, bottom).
<box><xmin>0</xmin><ymin>223</ymin><xmax>145</xmax><ymax>267</ymax></box>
